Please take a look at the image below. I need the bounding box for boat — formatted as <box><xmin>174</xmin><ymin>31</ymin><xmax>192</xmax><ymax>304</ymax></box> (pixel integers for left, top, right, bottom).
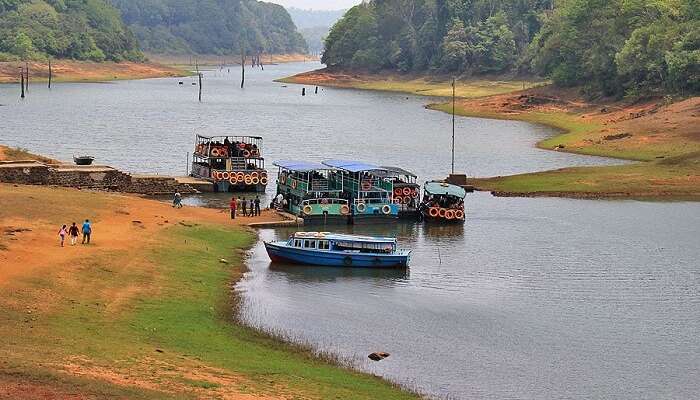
<box><xmin>273</xmin><ymin>160</ymin><xmax>351</xmax><ymax>225</ymax></box>
<box><xmin>190</xmin><ymin>134</ymin><xmax>268</xmax><ymax>192</ymax></box>
<box><xmin>419</xmin><ymin>181</ymin><xmax>467</xmax><ymax>223</ymax></box>
<box><xmin>376</xmin><ymin>166</ymin><xmax>421</xmax><ymax>219</ymax></box>
<box><xmin>264</xmin><ymin>232</ymin><xmax>411</xmax><ymax>268</ymax></box>
<box><xmin>73</xmin><ymin>156</ymin><xmax>95</xmax><ymax>166</ymax></box>
<box><xmin>321</xmin><ymin>160</ymin><xmax>400</xmax><ymax>223</ymax></box>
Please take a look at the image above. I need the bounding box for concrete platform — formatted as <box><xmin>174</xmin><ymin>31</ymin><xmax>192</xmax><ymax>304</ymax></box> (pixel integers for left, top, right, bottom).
<box><xmin>175</xmin><ymin>176</ymin><xmax>215</xmax><ymax>192</ymax></box>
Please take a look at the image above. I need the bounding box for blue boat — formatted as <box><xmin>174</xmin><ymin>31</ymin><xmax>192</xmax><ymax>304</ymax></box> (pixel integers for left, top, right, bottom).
<box><xmin>264</xmin><ymin>232</ymin><xmax>411</xmax><ymax>268</ymax></box>
<box><xmin>321</xmin><ymin>160</ymin><xmax>400</xmax><ymax>223</ymax></box>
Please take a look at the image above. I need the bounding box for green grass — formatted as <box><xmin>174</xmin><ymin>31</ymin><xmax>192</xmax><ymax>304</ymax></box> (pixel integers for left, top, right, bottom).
<box><xmin>13</xmin><ymin>222</ymin><xmax>418</xmax><ymax>399</ymax></box>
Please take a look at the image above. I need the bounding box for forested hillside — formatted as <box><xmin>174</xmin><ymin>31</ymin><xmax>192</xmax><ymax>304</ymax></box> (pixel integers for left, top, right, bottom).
<box><xmin>0</xmin><ymin>0</ymin><xmax>142</xmax><ymax>61</ymax></box>
<box><xmin>288</xmin><ymin>7</ymin><xmax>346</xmax><ymax>53</ymax></box>
<box><xmin>109</xmin><ymin>0</ymin><xmax>308</xmax><ymax>56</ymax></box>
<box><xmin>323</xmin><ymin>0</ymin><xmax>699</xmax><ymax>96</ymax></box>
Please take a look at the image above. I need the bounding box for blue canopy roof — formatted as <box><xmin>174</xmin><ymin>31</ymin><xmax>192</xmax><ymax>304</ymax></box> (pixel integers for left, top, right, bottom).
<box><xmin>423</xmin><ymin>181</ymin><xmax>467</xmax><ymax>198</ymax></box>
<box><xmin>273</xmin><ymin>160</ymin><xmax>327</xmax><ymax>172</ymax></box>
<box><xmin>322</xmin><ymin>160</ymin><xmax>386</xmax><ymax>173</ymax></box>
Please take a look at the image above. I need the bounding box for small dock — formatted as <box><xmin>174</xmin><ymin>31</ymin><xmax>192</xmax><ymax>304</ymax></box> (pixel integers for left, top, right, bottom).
<box><xmin>175</xmin><ymin>176</ymin><xmax>215</xmax><ymax>192</ymax></box>
<box><xmin>248</xmin><ymin>211</ymin><xmax>303</xmax><ymax>228</ymax></box>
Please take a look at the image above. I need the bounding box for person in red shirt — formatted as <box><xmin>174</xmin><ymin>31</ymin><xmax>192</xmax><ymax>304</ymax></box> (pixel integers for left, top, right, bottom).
<box><xmin>229</xmin><ymin>196</ymin><xmax>237</xmax><ymax>220</ymax></box>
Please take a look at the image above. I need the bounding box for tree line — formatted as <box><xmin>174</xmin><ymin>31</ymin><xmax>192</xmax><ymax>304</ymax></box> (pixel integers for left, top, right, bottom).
<box><xmin>322</xmin><ymin>0</ymin><xmax>699</xmax><ymax>96</ymax></box>
<box><xmin>0</xmin><ymin>0</ymin><xmax>143</xmax><ymax>62</ymax></box>
<box><xmin>108</xmin><ymin>0</ymin><xmax>308</xmax><ymax>56</ymax></box>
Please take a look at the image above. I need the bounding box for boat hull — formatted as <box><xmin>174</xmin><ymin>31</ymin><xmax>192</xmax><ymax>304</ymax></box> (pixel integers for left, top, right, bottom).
<box><xmin>302</xmin><ymin>214</ymin><xmax>351</xmax><ymax>225</ymax></box>
<box><xmin>264</xmin><ymin>242</ymin><xmax>409</xmax><ymax>268</ymax></box>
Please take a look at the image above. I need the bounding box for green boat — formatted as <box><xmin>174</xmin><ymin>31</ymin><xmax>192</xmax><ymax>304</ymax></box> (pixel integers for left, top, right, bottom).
<box><xmin>273</xmin><ymin>160</ymin><xmax>351</xmax><ymax>225</ymax></box>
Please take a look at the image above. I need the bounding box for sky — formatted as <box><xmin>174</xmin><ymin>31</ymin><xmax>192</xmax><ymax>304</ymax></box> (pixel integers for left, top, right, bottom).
<box><xmin>267</xmin><ymin>0</ymin><xmax>361</xmax><ymax>10</ymax></box>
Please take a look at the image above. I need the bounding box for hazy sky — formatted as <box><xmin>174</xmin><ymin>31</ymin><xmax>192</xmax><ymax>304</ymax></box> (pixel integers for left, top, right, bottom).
<box><xmin>268</xmin><ymin>0</ymin><xmax>361</xmax><ymax>10</ymax></box>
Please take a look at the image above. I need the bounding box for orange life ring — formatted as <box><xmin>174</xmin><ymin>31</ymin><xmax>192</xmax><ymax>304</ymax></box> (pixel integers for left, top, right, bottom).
<box><xmin>251</xmin><ymin>149</ymin><xmax>260</xmax><ymax>157</ymax></box>
<box><xmin>402</xmin><ymin>196</ymin><xmax>411</xmax><ymax>204</ymax></box>
<box><xmin>445</xmin><ymin>210</ymin><xmax>455</xmax><ymax>220</ymax></box>
<box><xmin>229</xmin><ymin>176</ymin><xmax>238</xmax><ymax>185</ymax></box>
<box><xmin>455</xmin><ymin>210</ymin><xmax>465</xmax><ymax>219</ymax></box>
<box><xmin>394</xmin><ymin>188</ymin><xmax>403</xmax><ymax>196</ymax></box>
<box><xmin>302</xmin><ymin>205</ymin><xmax>313</xmax><ymax>215</ymax></box>
<box><xmin>411</xmin><ymin>188</ymin><xmax>419</xmax><ymax>198</ymax></box>
<box><xmin>429</xmin><ymin>207</ymin><xmax>439</xmax><ymax>217</ymax></box>
<box><xmin>438</xmin><ymin>208</ymin><xmax>447</xmax><ymax>218</ymax></box>
<box><xmin>340</xmin><ymin>205</ymin><xmax>350</xmax><ymax>215</ymax></box>
<box><xmin>361</xmin><ymin>181</ymin><xmax>371</xmax><ymax>191</ymax></box>
<box><xmin>291</xmin><ymin>180</ymin><xmax>297</xmax><ymax>189</ymax></box>
<box><xmin>242</xmin><ymin>150</ymin><xmax>251</xmax><ymax>158</ymax></box>
<box><xmin>260</xmin><ymin>177</ymin><xmax>268</xmax><ymax>185</ymax></box>
<box><xmin>211</xmin><ymin>170</ymin><xmax>219</xmax><ymax>180</ymax></box>
<box><xmin>244</xmin><ymin>176</ymin><xmax>253</xmax><ymax>185</ymax></box>
<box><xmin>221</xmin><ymin>171</ymin><xmax>230</xmax><ymax>180</ymax></box>
<box><xmin>238</xmin><ymin>143</ymin><xmax>246</xmax><ymax>150</ymax></box>
<box><xmin>250</xmin><ymin>171</ymin><xmax>259</xmax><ymax>179</ymax></box>
<box><xmin>261</xmin><ymin>171</ymin><xmax>268</xmax><ymax>178</ymax></box>
<box><xmin>211</xmin><ymin>148</ymin><xmax>220</xmax><ymax>157</ymax></box>
<box><xmin>393</xmin><ymin>197</ymin><xmax>402</xmax><ymax>205</ymax></box>
<box><xmin>236</xmin><ymin>172</ymin><xmax>245</xmax><ymax>180</ymax></box>
<box><xmin>251</xmin><ymin>176</ymin><xmax>260</xmax><ymax>185</ymax></box>
<box><xmin>402</xmin><ymin>187</ymin><xmax>411</xmax><ymax>196</ymax></box>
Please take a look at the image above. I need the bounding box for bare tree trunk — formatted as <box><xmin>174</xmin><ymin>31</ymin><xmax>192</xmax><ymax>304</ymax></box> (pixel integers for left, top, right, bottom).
<box><xmin>20</xmin><ymin>68</ymin><xmax>25</xmax><ymax>99</ymax></box>
<box><xmin>24</xmin><ymin>61</ymin><xmax>29</xmax><ymax>92</ymax></box>
<box><xmin>241</xmin><ymin>47</ymin><xmax>246</xmax><ymax>89</ymax></box>
<box><xmin>198</xmin><ymin>72</ymin><xmax>202</xmax><ymax>102</ymax></box>
<box><xmin>48</xmin><ymin>59</ymin><xmax>52</xmax><ymax>89</ymax></box>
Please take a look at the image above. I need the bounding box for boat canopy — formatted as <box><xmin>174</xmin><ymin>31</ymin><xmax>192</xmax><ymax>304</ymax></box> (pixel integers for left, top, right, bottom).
<box><xmin>292</xmin><ymin>232</ymin><xmax>396</xmax><ymax>244</ymax></box>
<box><xmin>197</xmin><ymin>134</ymin><xmax>263</xmax><ymax>141</ymax></box>
<box><xmin>376</xmin><ymin>166</ymin><xmax>417</xmax><ymax>178</ymax></box>
<box><xmin>273</xmin><ymin>160</ymin><xmax>326</xmax><ymax>172</ymax></box>
<box><xmin>424</xmin><ymin>181</ymin><xmax>467</xmax><ymax>198</ymax></box>
<box><xmin>322</xmin><ymin>160</ymin><xmax>386</xmax><ymax>173</ymax></box>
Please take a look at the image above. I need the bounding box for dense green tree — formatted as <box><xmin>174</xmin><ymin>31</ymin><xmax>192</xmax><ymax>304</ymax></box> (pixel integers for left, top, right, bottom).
<box><xmin>0</xmin><ymin>0</ymin><xmax>142</xmax><ymax>61</ymax></box>
<box><xmin>108</xmin><ymin>0</ymin><xmax>307</xmax><ymax>56</ymax></box>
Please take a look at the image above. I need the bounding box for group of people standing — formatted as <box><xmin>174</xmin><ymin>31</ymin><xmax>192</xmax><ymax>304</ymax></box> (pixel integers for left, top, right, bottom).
<box><xmin>58</xmin><ymin>219</ymin><xmax>92</xmax><ymax>247</ymax></box>
<box><xmin>229</xmin><ymin>195</ymin><xmax>261</xmax><ymax>219</ymax></box>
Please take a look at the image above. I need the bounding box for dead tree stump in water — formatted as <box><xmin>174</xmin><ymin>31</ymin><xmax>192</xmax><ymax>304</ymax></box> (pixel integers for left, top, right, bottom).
<box><xmin>48</xmin><ymin>59</ymin><xmax>52</xmax><ymax>89</ymax></box>
<box><xmin>20</xmin><ymin>68</ymin><xmax>25</xmax><ymax>99</ymax></box>
<box><xmin>302</xmin><ymin>88</ymin><xmax>306</xmax><ymax>96</ymax></box>
<box><xmin>240</xmin><ymin>49</ymin><xmax>246</xmax><ymax>89</ymax></box>
<box><xmin>24</xmin><ymin>62</ymin><xmax>29</xmax><ymax>92</ymax></box>
<box><xmin>198</xmin><ymin>73</ymin><xmax>202</xmax><ymax>102</ymax></box>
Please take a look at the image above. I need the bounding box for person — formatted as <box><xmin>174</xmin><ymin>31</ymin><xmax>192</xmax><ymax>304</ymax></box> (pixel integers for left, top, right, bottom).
<box><xmin>254</xmin><ymin>196</ymin><xmax>261</xmax><ymax>216</ymax></box>
<box><xmin>58</xmin><ymin>224</ymin><xmax>67</xmax><ymax>247</ymax></box>
<box><xmin>275</xmin><ymin>193</ymin><xmax>284</xmax><ymax>210</ymax></box>
<box><xmin>248</xmin><ymin>199</ymin><xmax>255</xmax><ymax>217</ymax></box>
<box><xmin>241</xmin><ymin>197</ymin><xmax>247</xmax><ymax>216</ymax></box>
<box><xmin>229</xmin><ymin>196</ymin><xmax>237</xmax><ymax>220</ymax></box>
<box><xmin>68</xmin><ymin>222</ymin><xmax>79</xmax><ymax>246</ymax></box>
<box><xmin>173</xmin><ymin>192</ymin><xmax>183</xmax><ymax>208</ymax></box>
<box><xmin>81</xmin><ymin>219</ymin><xmax>92</xmax><ymax>244</ymax></box>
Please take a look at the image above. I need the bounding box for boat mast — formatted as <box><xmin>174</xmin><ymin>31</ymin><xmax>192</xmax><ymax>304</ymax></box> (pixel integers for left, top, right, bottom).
<box><xmin>451</xmin><ymin>78</ymin><xmax>455</xmax><ymax>175</ymax></box>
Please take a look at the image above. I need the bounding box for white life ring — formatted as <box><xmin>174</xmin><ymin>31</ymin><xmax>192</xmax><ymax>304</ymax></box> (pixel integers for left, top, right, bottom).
<box><xmin>356</xmin><ymin>203</ymin><xmax>367</xmax><ymax>213</ymax></box>
<box><xmin>382</xmin><ymin>205</ymin><xmax>392</xmax><ymax>215</ymax></box>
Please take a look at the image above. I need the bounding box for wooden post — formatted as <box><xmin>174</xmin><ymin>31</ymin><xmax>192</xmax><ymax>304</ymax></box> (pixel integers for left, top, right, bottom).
<box><xmin>24</xmin><ymin>62</ymin><xmax>29</xmax><ymax>92</ymax></box>
<box><xmin>302</xmin><ymin>87</ymin><xmax>306</xmax><ymax>96</ymax></box>
<box><xmin>198</xmin><ymin>72</ymin><xmax>202</xmax><ymax>102</ymax></box>
<box><xmin>20</xmin><ymin>68</ymin><xmax>25</xmax><ymax>99</ymax></box>
<box><xmin>48</xmin><ymin>59</ymin><xmax>52</xmax><ymax>89</ymax></box>
<box><xmin>240</xmin><ymin>46</ymin><xmax>245</xmax><ymax>89</ymax></box>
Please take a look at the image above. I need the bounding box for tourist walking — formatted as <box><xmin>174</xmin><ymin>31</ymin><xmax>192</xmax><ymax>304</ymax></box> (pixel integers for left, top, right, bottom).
<box><xmin>254</xmin><ymin>196</ymin><xmax>261</xmax><ymax>216</ymax></box>
<box><xmin>241</xmin><ymin>197</ymin><xmax>247</xmax><ymax>216</ymax></box>
<box><xmin>173</xmin><ymin>192</ymin><xmax>183</xmax><ymax>208</ymax></box>
<box><xmin>229</xmin><ymin>196</ymin><xmax>237</xmax><ymax>220</ymax></box>
<box><xmin>248</xmin><ymin>199</ymin><xmax>255</xmax><ymax>217</ymax></box>
<box><xmin>58</xmin><ymin>225</ymin><xmax>67</xmax><ymax>247</ymax></box>
<box><xmin>81</xmin><ymin>219</ymin><xmax>92</xmax><ymax>244</ymax></box>
<box><xmin>68</xmin><ymin>222</ymin><xmax>79</xmax><ymax>246</ymax></box>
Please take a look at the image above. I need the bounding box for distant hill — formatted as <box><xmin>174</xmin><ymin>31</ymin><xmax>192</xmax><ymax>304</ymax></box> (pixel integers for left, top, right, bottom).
<box><xmin>0</xmin><ymin>0</ymin><xmax>142</xmax><ymax>62</ymax></box>
<box><xmin>109</xmin><ymin>0</ymin><xmax>308</xmax><ymax>56</ymax></box>
<box><xmin>287</xmin><ymin>7</ymin><xmax>346</xmax><ymax>53</ymax></box>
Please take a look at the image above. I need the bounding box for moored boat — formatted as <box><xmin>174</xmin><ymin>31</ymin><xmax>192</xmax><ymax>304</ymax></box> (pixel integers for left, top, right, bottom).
<box><xmin>73</xmin><ymin>156</ymin><xmax>95</xmax><ymax>165</ymax></box>
<box><xmin>190</xmin><ymin>135</ymin><xmax>268</xmax><ymax>192</ymax></box>
<box><xmin>322</xmin><ymin>160</ymin><xmax>400</xmax><ymax>224</ymax></box>
<box><xmin>376</xmin><ymin>166</ymin><xmax>421</xmax><ymax>219</ymax></box>
<box><xmin>273</xmin><ymin>160</ymin><xmax>351</xmax><ymax>225</ymax></box>
<box><xmin>419</xmin><ymin>181</ymin><xmax>467</xmax><ymax>223</ymax></box>
<box><xmin>264</xmin><ymin>232</ymin><xmax>411</xmax><ymax>268</ymax></box>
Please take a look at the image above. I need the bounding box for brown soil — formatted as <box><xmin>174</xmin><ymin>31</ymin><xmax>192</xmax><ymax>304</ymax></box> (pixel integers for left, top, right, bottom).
<box><xmin>0</xmin><ymin>60</ymin><xmax>185</xmax><ymax>84</ymax></box>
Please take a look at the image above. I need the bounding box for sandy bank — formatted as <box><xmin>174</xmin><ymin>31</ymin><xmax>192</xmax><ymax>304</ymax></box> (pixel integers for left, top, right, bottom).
<box><xmin>0</xmin><ymin>60</ymin><xmax>186</xmax><ymax>84</ymax></box>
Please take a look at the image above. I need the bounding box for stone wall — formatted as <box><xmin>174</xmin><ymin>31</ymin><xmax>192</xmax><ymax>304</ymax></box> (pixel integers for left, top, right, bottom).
<box><xmin>0</xmin><ymin>161</ymin><xmax>196</xmax><ymax>195</ymax></box>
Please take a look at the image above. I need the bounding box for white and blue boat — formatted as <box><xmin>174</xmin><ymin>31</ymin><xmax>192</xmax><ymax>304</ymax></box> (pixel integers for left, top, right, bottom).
<box><xmin>264</xmin><ymin>232</ymin><xmax>411</xmax><ymax>268</ymax></box>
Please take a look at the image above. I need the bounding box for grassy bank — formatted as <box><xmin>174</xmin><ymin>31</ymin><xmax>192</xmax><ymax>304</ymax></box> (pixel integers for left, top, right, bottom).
<box><xmin>283</xmin><ymin>68</ymin><xmax>699</xmax><ymax>200</ymax></box>
<box><xmin>0</xmin><ymin>144</ymin><xmax>58</xmax><ymax>163</ymax></box>
<box><xmin>0</xmin><ymin>60</ymin><xmax>186</xmax><ymax>84</ymax></box>
<box><xmin>0</xmin><ymin>184</ymin><xmax>418</xmax><ymax>399</ymax></box>
<box><xmin>279</xmin><ymin>68</ymin><xmax>544</xmax><ymax>98</ymax></box>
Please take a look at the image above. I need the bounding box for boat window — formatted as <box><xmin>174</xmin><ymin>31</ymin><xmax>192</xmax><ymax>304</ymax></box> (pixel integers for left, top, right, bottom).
<box><xmin>303</xmin><ymin>240</ymin><xmax>316</xmax><ymax>249</ymax></box>
<box><xmin>294</xmin><ymin>239</ymin><xmax>302</xmax><ymax>248</ymax></box>
<box><xmin>318</xmin><ymin>240</ymin><xmax>330</xmax><ymax>250</ymax></box>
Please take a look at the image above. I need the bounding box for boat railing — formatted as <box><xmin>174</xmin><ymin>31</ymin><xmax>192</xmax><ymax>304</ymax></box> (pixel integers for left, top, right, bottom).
<box><xmin>354</xmin><ymin>197</ymin><xmax>390</xmax><ymax>205</ymax></box>
<box><xmin>344</xmin><ymin>176</ymin><xmax>392</xmax><ymax>193</ymax></box>
<box><xmin>301</xmin><ymin>198</ymin><xmax>349</xmax><ymax>206</ymax></box>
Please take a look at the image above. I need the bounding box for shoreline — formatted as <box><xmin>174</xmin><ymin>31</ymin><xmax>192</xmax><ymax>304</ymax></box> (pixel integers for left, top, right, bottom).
<box><xmin>0</xmin><ymin>60</ymin><xmax>187</xmax><ymax>84</ymax></box>
<box><xmin>0</xmin><ymin>181</ymin><xmax>419</xmax><ymax>399</ymax></box>
<box><xmin>283</xmin><ymin>68</ymin><xmax>699</xmax><ymax>200</ymax></box>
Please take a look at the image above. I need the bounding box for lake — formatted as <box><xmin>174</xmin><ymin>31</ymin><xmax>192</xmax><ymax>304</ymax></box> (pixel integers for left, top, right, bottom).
<box><xmin>2</xmin><ymin>62</ymin><xmax>698</xmax><ymax>399</ymax></box>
